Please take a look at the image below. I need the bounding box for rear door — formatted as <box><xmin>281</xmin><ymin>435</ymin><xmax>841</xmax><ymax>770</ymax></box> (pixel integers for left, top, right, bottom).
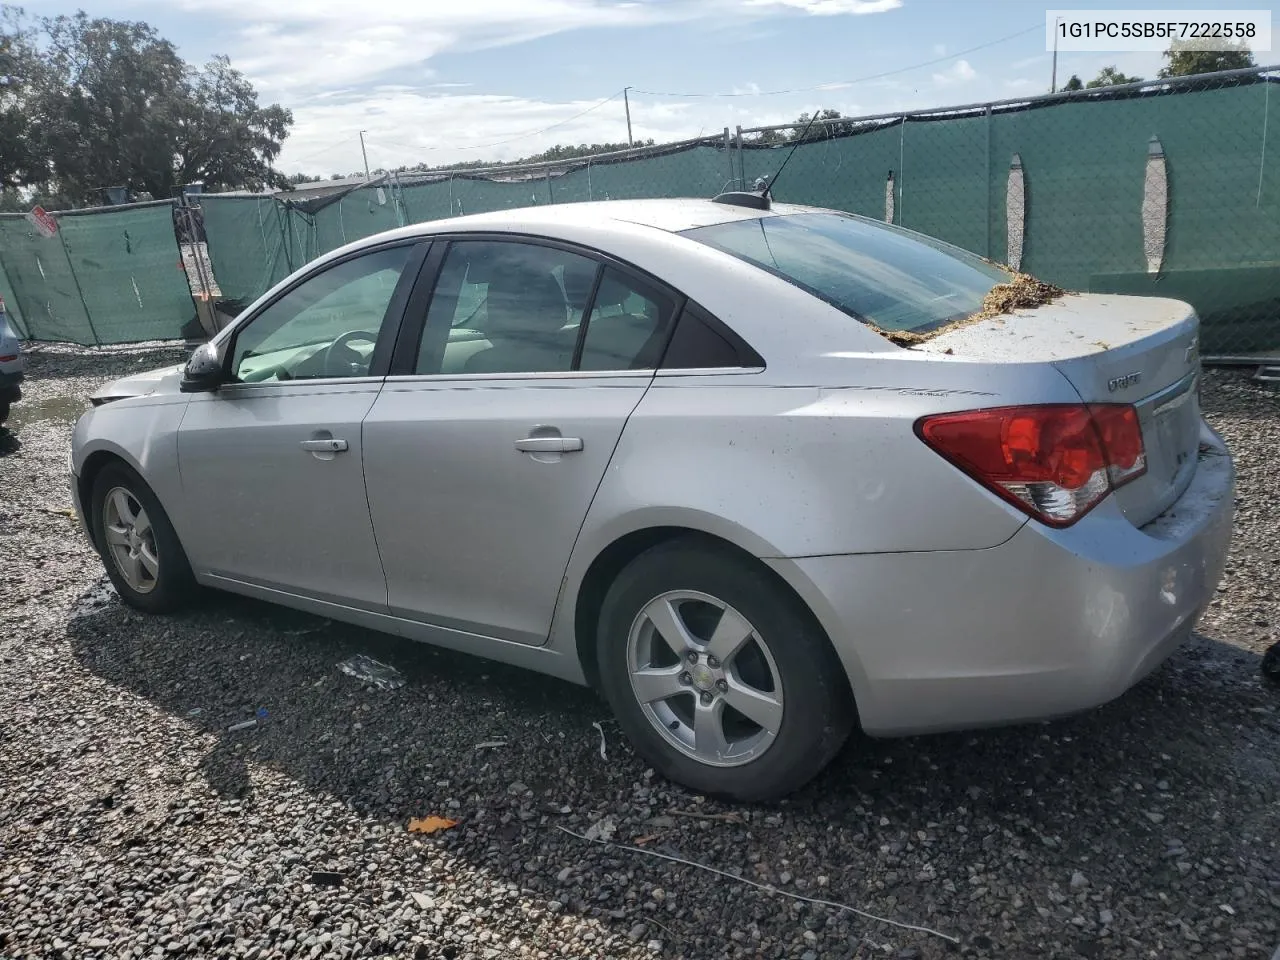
<box><xmin>362</xmin><ymin>236</ymin><xmax>680</xmax><ymax>645</ymax></box>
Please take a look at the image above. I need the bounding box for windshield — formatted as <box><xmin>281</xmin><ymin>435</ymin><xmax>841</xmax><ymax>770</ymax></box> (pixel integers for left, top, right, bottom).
<box><xmin>682</xmin><ymin>212</ymin><xmax>1010</xmax><ymax>334</ymax></box>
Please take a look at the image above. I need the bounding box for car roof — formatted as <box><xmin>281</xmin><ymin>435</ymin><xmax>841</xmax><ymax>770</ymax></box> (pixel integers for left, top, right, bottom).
<box><xmin>390</xmin><ymin>197</ymin><xmax>814</xmax><ymax>238</ymax></box>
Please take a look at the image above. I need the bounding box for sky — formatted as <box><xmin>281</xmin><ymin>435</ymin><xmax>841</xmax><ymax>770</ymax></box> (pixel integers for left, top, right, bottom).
<box><xmin>19</xmin><ymin>0</ymin><xmax>1271</xmax><ymax>176</ymax></box>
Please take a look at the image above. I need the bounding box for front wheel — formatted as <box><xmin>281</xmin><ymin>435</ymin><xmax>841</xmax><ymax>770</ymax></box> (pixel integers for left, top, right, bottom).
<box><xmin>90</xmin><ymin>462</ymin><xmax>196</xmax><ymax>613</ymax></box>
<box><xmin>596</xmin><ymin>538</ymin><xmax>854</xmax><ymax>801</ymax></box>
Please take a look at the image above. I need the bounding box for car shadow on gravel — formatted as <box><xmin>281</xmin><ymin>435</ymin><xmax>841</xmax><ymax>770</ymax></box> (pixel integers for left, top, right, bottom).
<box><xmin>64</xmin><ymin>582</ymin><xmax>1279</xmax><ymax>957</ymax></box>
<box><xmin>66</xmin><ymin>578</ymin><xmax>1276</xmax><ymax>816</ymax></box>
<box><xmin>67</xmin><ymin>584</ymin><xmax>612</xmax><ymax>813</ymax></box>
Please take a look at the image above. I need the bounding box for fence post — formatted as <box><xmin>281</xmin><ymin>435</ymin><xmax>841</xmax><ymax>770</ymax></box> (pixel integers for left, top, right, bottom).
<box><xmin>587</xmin><ymin>161</ymin><xmax>593</xmax><ymax>201</ymax></box>
<box><xmin>897</xmin><ymin>115</ymin><xmax>906</xmax><ymax>227</ymax></box>
<box><xmin>735</xmin><ymin>126</ymin><xmax>745</xmax><ymax>190</ymax></box>
<box><xmin>546</xmin><ymin>169</ymin><xmax>554</xmax><ymax>205</ymax></box>
<box><xmin>274</xmin><ymin>200</ymin><xmax>293</xmax><ymax>273</ymax></box>
<box><xmin>985</xmin><ymin>104</ymin><xmax>993</xmax><ymax>259</ymax></box>
<box><xmin>723</xmin><ymin>127</ymin><xmax>733</xmax><ymax>190</ymax></box>
<box><xmin>1258</xmin><ymin>75</ymin><xmax>1271</xmax><ymax>207</ymax></box>
<box><xmin>393</xmin><ymin>172</ymin><xmax>407</xmax><ymax>227</ymax></box>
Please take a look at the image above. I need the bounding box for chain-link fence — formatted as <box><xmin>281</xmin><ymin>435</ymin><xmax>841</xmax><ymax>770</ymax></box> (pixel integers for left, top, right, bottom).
<box><xmin>4</xmin><ymin>66</ymin><xmax>1278</xmax><ymax>357</ymax></box>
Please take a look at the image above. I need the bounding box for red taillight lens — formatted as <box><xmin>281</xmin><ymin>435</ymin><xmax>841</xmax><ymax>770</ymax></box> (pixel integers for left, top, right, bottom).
<box><xmin>916</xmin><ymin>404</ymin><xmax>1146</xmax><ymax>527</ymax></box>
<box><xmin>0</xmin><ymin>355</ymin><xmax>16</xmax><ymax>362</ymax></box>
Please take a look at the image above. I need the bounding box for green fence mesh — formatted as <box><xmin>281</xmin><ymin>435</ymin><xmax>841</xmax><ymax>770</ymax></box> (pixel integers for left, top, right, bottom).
<box><xmin>200</xmin><ymin>195</ymin><xmax>292</xmax><ymax>305</ymax></box>
<box><xmin>0</xmin><ymin>201</ymin><xmax>195</xmax><ymax>345</ymax></box>
<box><xmin>2</xmin><ymin>70</ymin><xmax>1277</xmax><ymax>354</ymax></box>
<box><xmin>0</xmin><ymin>257</ymin><xmax>28</xmax><ymax>338</ymax></box>
<box><xmin>60</xmin><ymin>203</ymin><xmax>199</xmax><ymax>344</ymax></box>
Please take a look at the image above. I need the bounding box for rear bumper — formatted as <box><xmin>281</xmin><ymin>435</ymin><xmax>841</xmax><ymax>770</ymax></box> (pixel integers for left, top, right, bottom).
<box><xmin>0</xmin><ymin>368</ymin><xmax>22</xmax><ymax>399</ymax></box>
<box><xmin>771</xmin><ymin>420</ymin><xmax>1235</xmax><ymax>736</ymax></box>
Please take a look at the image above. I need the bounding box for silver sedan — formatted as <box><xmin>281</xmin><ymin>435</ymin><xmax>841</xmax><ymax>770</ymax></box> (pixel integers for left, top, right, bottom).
<box><xmin>69</xmin><ymin>197</ymin><xmax>1234</xmax><ymax>800</ymax></box>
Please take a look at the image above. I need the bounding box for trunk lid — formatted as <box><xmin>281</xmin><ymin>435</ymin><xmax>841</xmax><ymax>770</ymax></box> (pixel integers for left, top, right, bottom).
<box><xmin>916</xmin><ymin>294</ymin><xmax>1202</xmax><ymax>528</ymax></box>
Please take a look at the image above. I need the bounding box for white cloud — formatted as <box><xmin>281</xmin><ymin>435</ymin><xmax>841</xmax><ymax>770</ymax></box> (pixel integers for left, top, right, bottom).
<box><xmin>165</xmin><ymin>0</ymin><xmax>706</xmax><ymax>98</ymax></box>
<box><xmin>932</xmin><ymin>43</ymin><xmax>946</xmax><ymax>56</ymax></box>
<box><xmin>742</xmin><ymin>0</ymin><xmax>900</xmax><ymax>12</ymax></box>
<box><xmin>932</xmin><ymin>59</ymin><xmax>976</xmax><ymax>86</ymax></box>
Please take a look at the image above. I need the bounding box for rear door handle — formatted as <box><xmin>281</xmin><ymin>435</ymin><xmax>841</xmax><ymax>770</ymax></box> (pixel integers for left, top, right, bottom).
<box><xmin>514</xmin><ymin>436</ymin><xmax>583</xmax><ymax>453</ymax></box>
<box><xmin>300</xmin><ymin>438</ymin><xmax>348</xmax><ymax>453</ymax></box>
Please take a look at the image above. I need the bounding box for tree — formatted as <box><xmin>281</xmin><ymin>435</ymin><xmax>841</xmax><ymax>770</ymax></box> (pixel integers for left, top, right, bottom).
<box><xmin>168</xmin><ymin>55</ymin><xmax>292</xmax><ymax>198</ymax></box>
<box><xmin>1157</xmin><ymin>40</ymin><xmax>1255</xmax><ymax>78</ymax></box>
<box><xmin>1062</xmin><ymin>75</ymin><xmax>1083</xmax><ymax>91</ymax></box>
<box><xmin>0</xmin><ymin>11</ymin><xmax>291</xmax><ymax>205</ymax></box>
<box><xmin>791</xmin><ymin>108</ymin><xmax>849</xmax><ymax>140</ymax></box>
<box><xmin>745</xmin><ymin>108</ymin><xmax>849</xmax><ymax>145</ymax></box>
<box><xmin>1086</xmin><ymin>66</ymin><xmax>1143</xmax><ymax>88</ymax></box>
<box><xmin>0</xmin><ymin>8</ymin><xmax>51</xmax><ymax>189</ymax></box>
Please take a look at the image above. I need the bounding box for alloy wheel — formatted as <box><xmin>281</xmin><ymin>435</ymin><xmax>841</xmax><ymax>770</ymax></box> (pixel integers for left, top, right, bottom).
<box><xmin>626</xmin><ymin>590</ymin><xmax>784</xmax><ymax>767</ymax></box>
<box><xmin>102</xmin><ymin>485</ymin><xmax>159</xmax><ymax>594</ymax></box>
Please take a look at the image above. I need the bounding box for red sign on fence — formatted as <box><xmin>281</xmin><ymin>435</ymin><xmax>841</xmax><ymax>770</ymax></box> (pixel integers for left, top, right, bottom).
<box><xmin>24</xmin><ymin>205</ymin><xmax>58</xmax><ymax>238</ymax></box>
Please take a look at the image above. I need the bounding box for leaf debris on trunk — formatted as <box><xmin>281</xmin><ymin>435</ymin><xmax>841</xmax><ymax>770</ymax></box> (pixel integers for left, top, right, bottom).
<box><xmin>874</xmin><ymin>272</ymin><xmax>1068</xmax><ymax>347</ymax></box>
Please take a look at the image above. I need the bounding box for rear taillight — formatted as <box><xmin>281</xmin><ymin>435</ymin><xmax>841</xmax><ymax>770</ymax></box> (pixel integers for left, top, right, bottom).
<box><xmin>915</xmin><ymin>404</ymin><xmax>1146</xmax><ymax>527</ymax></box>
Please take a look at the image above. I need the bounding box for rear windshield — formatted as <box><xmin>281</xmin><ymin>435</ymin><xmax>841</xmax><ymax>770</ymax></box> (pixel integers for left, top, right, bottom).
<box><xmin>681</xmin><ymin>212</ymin><xmax>1010</xmax><ymax>334</ymax></box>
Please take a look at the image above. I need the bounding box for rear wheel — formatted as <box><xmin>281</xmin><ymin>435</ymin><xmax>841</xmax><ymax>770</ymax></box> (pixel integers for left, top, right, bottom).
<box><xmin>90</xmin><ymin>462</ymin><xmax>196</xmax><ymax>613</ymax></box>
<box><xmin>596</xmin><ymin>538</ymin><xmax>854</xmax><ymax>801</ymax></box>
<box><xmin>1262</xmin><ymin>643</ymin><xmax>1280</xmax><ymax>688</ymax></box>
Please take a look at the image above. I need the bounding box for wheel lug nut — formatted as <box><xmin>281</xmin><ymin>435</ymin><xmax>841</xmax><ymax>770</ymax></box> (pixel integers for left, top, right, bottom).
<box><xmin>699</xmin><ymin>691</ymin><xmax>713</xmax><ymax>706</ymax></box>
<box><xmin>685</xmin><ymin>651</ymin><xmax>698</xmax><ymax>664</ymax></box>
<box><xmin>679</xmin><ymin>672</ymin><xmax>692</xmax><ymax>686</ymax></box>
<box><xmin>707</xmin><ymin>656</ymin><xmax>720</xmax><ymax>669</ymax></box>
<box><xmin>716</xmin><ymin>679</ymin><xmax>728</xmax><ymax>692</ymax></box>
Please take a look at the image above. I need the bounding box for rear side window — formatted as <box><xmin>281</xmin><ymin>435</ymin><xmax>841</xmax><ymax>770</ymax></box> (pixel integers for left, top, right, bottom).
<box><xmin>682</xmin><ymin>212</ymin><xmax>1009</xmax><ymax>335</ymax></box>
<box><xmin>660</xmin><ymin>302</ymin><xmax>761</xmax><ymax>370</ymax></box>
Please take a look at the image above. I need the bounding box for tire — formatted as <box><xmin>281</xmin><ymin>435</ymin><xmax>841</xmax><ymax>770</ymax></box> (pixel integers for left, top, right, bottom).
<box><xmin>1263</xmin><ymin>643</ymin><xmax>1280</xmax><ymax>688</ymax></box>
<box><xmin>596</xmin><ymin>537</ymin><xmax>854</xmax><ymax>802</ymax></box>
<box><xmin>90</xmin><ymin>461</ymin><xmax>196</xmax><ymax>613</ymax></box>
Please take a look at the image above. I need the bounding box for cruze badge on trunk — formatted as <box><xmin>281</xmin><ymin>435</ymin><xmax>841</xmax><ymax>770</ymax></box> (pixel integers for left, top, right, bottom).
<box><xmin>1108</xmin><ymin>372</ymin><xmax>1142</xmax><ymax>392</ymax></box>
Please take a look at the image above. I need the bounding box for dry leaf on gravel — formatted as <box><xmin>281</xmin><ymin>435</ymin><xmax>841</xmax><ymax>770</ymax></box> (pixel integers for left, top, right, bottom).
<box><xmin>407</xmin><ymin>815</ymin><xmax>459</xmax><ymax>834</ymax></box>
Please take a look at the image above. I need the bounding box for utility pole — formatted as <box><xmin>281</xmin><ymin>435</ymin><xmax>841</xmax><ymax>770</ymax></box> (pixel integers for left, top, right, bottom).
<box><xmin>623</xmin><ymin>87</ymin><xmax>633</xmax><ymax>147</ymax></box>
<box><xmin>1050</xmin><ymin>17</ymin><xmax>1061</xmax><ymax>92</ymax></box>
<box><xmin>359</xmin><ymin>130</ymin><xmax>372</xmax><ymax>181</ymax></box>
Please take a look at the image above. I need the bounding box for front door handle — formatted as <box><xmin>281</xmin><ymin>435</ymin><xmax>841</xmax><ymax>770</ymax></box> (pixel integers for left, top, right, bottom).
<box><xmin>300</xmin><ymin>438</ymin><xmax>348</xmax><ymax>453</ymax></box>
<box><xmin>514</xmin><ymin>436</ymin><xmax>583</xmax><ymax>454</ymax></box>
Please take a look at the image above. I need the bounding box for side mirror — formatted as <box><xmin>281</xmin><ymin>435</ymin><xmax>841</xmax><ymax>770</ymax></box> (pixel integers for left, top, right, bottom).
<box><xmin>180</xmin><ymin>342</ymin><xmax>225</xmax><ymax>393</ymax></box>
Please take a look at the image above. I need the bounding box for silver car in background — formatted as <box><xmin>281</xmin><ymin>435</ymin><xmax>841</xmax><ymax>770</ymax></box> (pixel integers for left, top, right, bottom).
<box><xmin>68</xmin><ymin>198</ymin><xmax>1234</xmax><ymax>800</ymax></box>
<box><xmin>0</xmin><ymin>296</ymin><xmax>24</xmax><ymax>426</ymax></box>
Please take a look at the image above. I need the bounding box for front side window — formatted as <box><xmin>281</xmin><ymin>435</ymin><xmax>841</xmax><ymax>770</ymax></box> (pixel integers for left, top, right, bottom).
<box><xmin>682</xmin><ymin>212</ymin><xmax>1010</xmax><ymax>335</ymax></box>
<box><xmin>231</xmin><ymin>245</ymin><xmax>414</xmax><ymax>382</ymax></box>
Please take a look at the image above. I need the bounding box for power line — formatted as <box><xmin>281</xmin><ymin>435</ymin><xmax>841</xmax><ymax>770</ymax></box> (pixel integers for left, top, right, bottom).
<box><xmin>369</xmin><ymin>90</ymin><xmax>627</xmax><ymax>156</ymax></box>
<box><xmin>631</xmin><ymin>23</ymin><xmax>1042</xmax><ymax>98</ymax></box>
<box><xmin>287</xmin><ymin>140</ymin><xmax>353</xmax><ymax>166</ymax></box>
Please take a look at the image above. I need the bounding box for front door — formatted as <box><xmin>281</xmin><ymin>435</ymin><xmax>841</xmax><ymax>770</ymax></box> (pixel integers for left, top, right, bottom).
<box><xmin>363</xmin><ymin>238</ymin><xmax>680</xmax><ymax>644</ymax></box>
<box><xmin>177</xmin><ymin>243</ymin><xmax>422</xmax><ymax>610</ymax></box>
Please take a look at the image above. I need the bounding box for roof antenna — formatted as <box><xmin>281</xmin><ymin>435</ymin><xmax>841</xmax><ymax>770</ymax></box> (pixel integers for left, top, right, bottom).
<box><xmin>713</xmin><ymin>109</ymin><xmax>822</xmax><ymax>211</ymax></box>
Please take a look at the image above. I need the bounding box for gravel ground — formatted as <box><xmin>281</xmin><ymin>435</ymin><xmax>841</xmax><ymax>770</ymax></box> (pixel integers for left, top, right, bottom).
<box><xmin>1</xmin><ymin>344</ymin><xmax>1278</xmax><ymax>960</ymax></box>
